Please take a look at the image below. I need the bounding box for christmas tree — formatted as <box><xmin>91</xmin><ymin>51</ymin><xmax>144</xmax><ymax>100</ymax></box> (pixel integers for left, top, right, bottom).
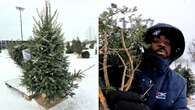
<box><xmin>22</xmin><ymin>1</ymin><xmax>83</xmax><ymax>107</ymax></box>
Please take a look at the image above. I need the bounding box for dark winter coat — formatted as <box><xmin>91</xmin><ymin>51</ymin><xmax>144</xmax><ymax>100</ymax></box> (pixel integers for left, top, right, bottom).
<box><xmin>133</xmin><ymin>23</ymin><xmax>189</xmax><ymax>110</ymax></box>
<box><xmin>131</xmin><ymin>53</ymin><xmax>189</xmax><ymax>110</ymax></box>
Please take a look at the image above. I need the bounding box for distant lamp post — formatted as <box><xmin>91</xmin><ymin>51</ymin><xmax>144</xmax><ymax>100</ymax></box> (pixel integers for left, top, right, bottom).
<box><xmin>16</xmin><ymin>6</ymin><xmax>25</xmax><ymax>41</ymax></box>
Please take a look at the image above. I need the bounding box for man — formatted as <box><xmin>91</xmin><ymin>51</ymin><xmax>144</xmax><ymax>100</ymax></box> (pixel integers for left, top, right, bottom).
<box><xmin>101</xmin><ymin>23</ymin><xmax>189</xmax><ymax>110</ymax></box>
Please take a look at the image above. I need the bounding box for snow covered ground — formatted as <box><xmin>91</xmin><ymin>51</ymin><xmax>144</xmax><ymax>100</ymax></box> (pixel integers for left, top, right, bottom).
<box><xmin>1</xmin><ymin>47</ymin><xmax>195</xmax><ymax>110</ymax></box>
<box><xmin>0</xmin><ymin>49</ymin><xmax>98</xmax><ymax>110</ymax></box>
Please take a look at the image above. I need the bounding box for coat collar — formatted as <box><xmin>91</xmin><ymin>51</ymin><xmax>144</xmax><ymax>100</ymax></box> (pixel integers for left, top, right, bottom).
<box><xmin>140</xmin><ymin>52</ymin><xmax>171</xmax><ymax>78</ymax></box>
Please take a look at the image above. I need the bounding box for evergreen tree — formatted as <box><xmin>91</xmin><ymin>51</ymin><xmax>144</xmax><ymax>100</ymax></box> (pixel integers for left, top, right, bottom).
<box><xmin>189</xmin><ymin>40</ymin><xmax>195</xmax><ymax>61</ymax></box>
<box><xmin>174</xmin><ymin>64</ymin><xmax>195</xmax><ymax>96</ymax></box>
<box><xmin>22</xmin><ymin>1</ymin><xmax>82</xmax><ymax>103</ymax></box>
<box><xmin>65</xmin><ymin>42</ymin><xmax>73</xmax><ymax>53</ymax></box>
<box><xmin>89</xmin><ymin>40</ymin><xmax>96</xmax><ymax>49</ymax></box>
<box><xmin>99</xmin><ymin>3</ymin><xmax>153</xmax><ymax>90</ymax></box>
<box><xmin>99</xmin><ymin>4</ymin><xmax>153</xmax><ymax>109</ymax></box>
<box><xmin>71</xmin><ymin>37</ymin><xmax>83</xmax><ymax>55</ymax></box>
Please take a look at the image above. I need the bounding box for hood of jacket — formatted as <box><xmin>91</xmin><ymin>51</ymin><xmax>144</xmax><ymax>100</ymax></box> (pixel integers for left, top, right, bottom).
<box><xmin>144</xmin><ymin>23</ymin><xmax>185</xmax><ymax>64</ymax></box>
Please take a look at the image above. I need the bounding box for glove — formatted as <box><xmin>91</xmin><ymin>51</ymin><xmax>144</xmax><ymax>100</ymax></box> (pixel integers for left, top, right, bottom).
<box><xmin>106</xmin><ymin>90</ymin><xmax>150</xmax><ymax>110</ymax></box>
<box><xmin>114</xmin><ymin>100</ymin><xmax>151</xmax><ymax>110</ymax></box>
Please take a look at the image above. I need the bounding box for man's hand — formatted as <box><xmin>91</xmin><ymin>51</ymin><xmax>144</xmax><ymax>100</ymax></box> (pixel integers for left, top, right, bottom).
<box><xmin>106</xmin><ymin>90</ymin><xmax>150</xmax><ymax>110</ymax></box>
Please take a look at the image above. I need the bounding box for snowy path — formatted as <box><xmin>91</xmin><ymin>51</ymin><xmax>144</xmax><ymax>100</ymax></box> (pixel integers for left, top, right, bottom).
<box><xmin>0</xmin><ymin>50</ymin><xmax>98</xmax><ymax>110</ymax></box>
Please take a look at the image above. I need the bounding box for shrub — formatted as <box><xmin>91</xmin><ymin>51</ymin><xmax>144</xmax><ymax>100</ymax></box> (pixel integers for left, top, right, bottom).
<box><xmin>7</xmin><ymin>43</ymin><xmax>29</xmax><ymax>67</ymax></box>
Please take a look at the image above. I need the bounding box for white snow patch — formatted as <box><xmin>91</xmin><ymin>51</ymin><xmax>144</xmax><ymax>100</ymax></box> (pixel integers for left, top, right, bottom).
<box><xmin>0</xmin><ymin>49</ymin><xmax>98</xmax><ymax>110</ymax></box>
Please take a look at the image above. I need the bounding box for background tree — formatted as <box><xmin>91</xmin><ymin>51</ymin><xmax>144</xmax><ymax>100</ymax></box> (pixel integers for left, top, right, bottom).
<box><xmin>65</xmin><ymin>42</ymin><xmax>73</xmax><ymax>53</ymax></box>
<box><xmin>174</xmin><ymin>64</ymin><xmax>195</xmax><ymax>97</ymax></box>
<box><xmin>189</xmin><ymin>39</ymin><xmax>195</xmax><ymax>61</ymax></box>
<box><xmin>21</xmin><ymin>1</ymin><xmax>83</xmax><ymax>107</ymax></box>
<box><xmin>71</xmin><ymin>37</ymin><xmax>83</xmax><ymax>55</ymax></box>
<box><xmin>7</xmin><ymin>42</ymin><xmax>29</xmax><ymax>67</ymax></box>
<box><xmin>89</xmin><ymin>40</ymin><xmax>96</xmax><ymax>49</ymax></box>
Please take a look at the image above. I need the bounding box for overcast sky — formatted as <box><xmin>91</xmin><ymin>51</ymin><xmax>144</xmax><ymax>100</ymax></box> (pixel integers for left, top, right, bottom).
<box><xmin>0</xmin><ymin>0</ymin><xmax>98</xmax><ymax>41</ymax></box>
<box><xmin>1</xmin><ymin>0</ymin><xmax>195</xmax><ymax>51</ymax></box>
<box><xmin>98</xmin><ymin>0</ymin><xmax>195</xmax><ymax>57</ymax></box>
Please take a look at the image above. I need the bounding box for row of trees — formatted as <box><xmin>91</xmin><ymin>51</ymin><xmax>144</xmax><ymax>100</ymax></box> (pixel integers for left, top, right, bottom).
<box><xmin>66</xmin><ymin>38</ymin><xmax>96</xmax><ymax>55</ymax></box>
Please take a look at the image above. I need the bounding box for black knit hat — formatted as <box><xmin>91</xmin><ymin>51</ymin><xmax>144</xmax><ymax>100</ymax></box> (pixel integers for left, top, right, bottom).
<box><xmin>144</xmin><ymin>23</ymin><xmax>185</xmax><ymax>62</ymax></box>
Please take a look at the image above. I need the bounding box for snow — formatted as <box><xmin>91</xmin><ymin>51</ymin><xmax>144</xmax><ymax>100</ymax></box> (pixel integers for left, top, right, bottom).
<box><xmin>5</xmin><ymin>78</ymin><xmax>33</xmax><ymax>97</ymax></box>
<box><xmin>0</xmin><ymin>49</ymin><xmax>98</xmax><ymax>110</ymax></box>
<box><xmin>189</xmin><ymin>104</ymin><xmax>195</xmax><ymax>110</ymax></box>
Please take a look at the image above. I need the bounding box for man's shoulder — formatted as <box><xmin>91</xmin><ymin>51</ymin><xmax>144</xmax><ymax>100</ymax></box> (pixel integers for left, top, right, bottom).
<box><xmin>169</xmin><ymin>69</ymin><xmax>187</xmax><ymax>85</ymax></box>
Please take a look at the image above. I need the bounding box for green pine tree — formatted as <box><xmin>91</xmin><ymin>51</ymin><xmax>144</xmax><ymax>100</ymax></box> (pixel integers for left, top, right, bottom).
<box><xmin>71</xmin><ymin>37</ymin><xmax>83</xmax><ymax>55</ymax></box>
<box><xmin>22</xmin><ymin>1</ymin><xmax>83</xmax><ymax>103</ymax></box>
<box><xmin>174</xmin><ymin>64</ymin><xmax>195</xmax><ymax>96</ymax></box>
<box><xmin>65</xmin><ymin>42</ymin><xmax>73</xmax><ymax>53</ymax></box>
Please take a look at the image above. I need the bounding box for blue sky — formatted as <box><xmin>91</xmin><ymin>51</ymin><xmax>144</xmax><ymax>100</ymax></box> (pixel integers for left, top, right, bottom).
<box><xmin>0</xmin><ymin>0</ymin><xmax>98</xmax><ymax>41</ymax></box>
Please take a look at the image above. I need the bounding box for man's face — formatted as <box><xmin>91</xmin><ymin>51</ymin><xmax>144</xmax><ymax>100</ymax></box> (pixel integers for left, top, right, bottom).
<box><xmin>150</xmin><ymin>35</ymin><xmax>171</xmax><ymax>59</ymax></box>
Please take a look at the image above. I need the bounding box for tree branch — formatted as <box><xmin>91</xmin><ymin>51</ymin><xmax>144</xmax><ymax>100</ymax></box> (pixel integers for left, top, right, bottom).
<box><xmin>103</xmin><ymin>32</ymin><xmax>110</xmax><ymax>87</ymax></box>
<box><xmin>120</xmin><ymin>22</ymin><xmax>135</xmax><ymax>91</ymax></box>
<box><xmin>99</xmin><ymin>87</ymin><xmax>109</xmax><ymax>110</ymax></box>
<box><xmin>115</xmin><ymin>51</ymin><xmax>127</xmax><ymax>91</ymax></box>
